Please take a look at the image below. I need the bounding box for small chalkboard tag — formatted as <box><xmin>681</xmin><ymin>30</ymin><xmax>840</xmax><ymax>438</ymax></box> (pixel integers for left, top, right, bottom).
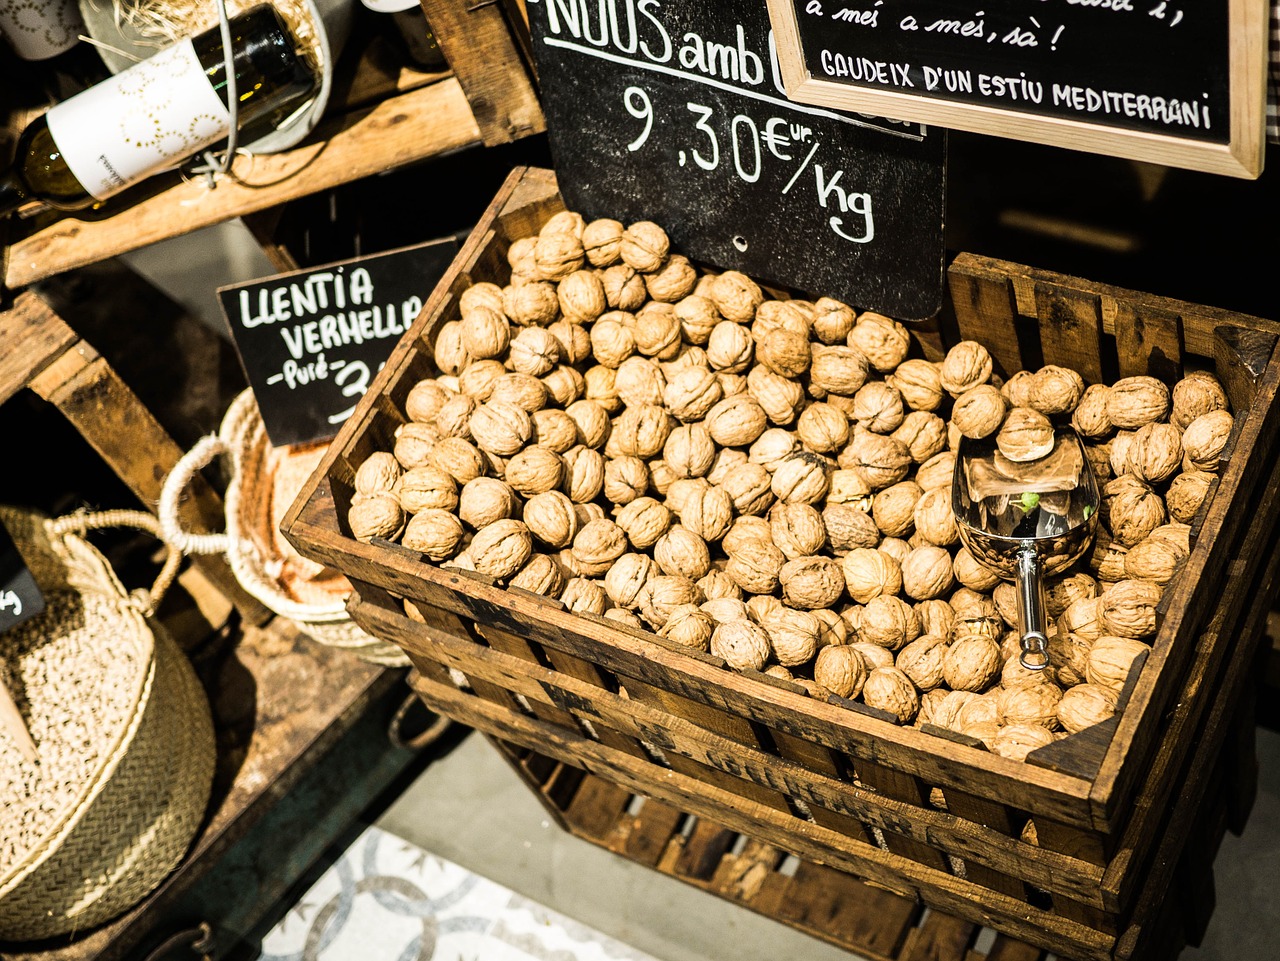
<box><xmin>217</xmin><ymin>237</ymin><xmax>460</xmax><ymax>448</ymax></box>
<box><xmin>525</xmin><ymin>0</ymin><xmax>947</xmax><ymax>320</ymax></box>
<box><xmin>0</xmin><ymin>516</ymin><xmax>45</xmax><ymax>635</ymax></box>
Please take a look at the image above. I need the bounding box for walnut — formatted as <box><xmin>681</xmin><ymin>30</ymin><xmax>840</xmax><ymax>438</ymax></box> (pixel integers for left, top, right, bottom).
<box><xmin>995</xmin><ymin>407</ymin><xmax>1055</xmax><ymax>463</ymax></box>
<box><xmin>722</xmin><ymin>516</ymin><xmax>772</xmax><ymax>555</ymax></box>
<box><xmin>914</xmin><ymin>451</ymin><xmax>955</xmax><ymax>493</ymax></box>
<box><xmin>697</xmin><ymin>569</ymin><xmax>742</xmax><ymax>602</ymax></box>
<box><xmin>757</xmin><ymin>330</ymin><xmax>811</xmax><ymax>379</ymax></box>
<box><xmin>1165</xmin><ymin>470</ymin><xmax>1214</xmax><ymax>523</ymax></box>
<box><xmin>460</xmin><ymin>305</ymin><xmax>511</xmax><ymax>360</ymax></box>
<box><xmin>529</xmin><ymin>409</ymin><xmax>577</xmax><ymax>455</ymax></box>
<box><xmin>394</xmin><ymin>465</ymin><xmax>458</xmax><ymax>514</ymax></box>
<box><xmin>648</xmin><ymin>459</ymin><xmax>679</xmax><ymax>496</ymax></box>
<box><xmin>711</xmin><ymin>619</ymin><xmax>772</xmax><ymax>671</ymax></box>
<box><xmin>884</xmin><ymin>359</ymin><xmax>941</xmax><ymax>413</ymax></box>
<box><xmin>427</xmin><ymin>436</ymin><xmax>486</xmax><ymax>484</ymax></box>
<box><xmin>613</xmin><ymin>496</ymin><xmax>671</xmax><ymax>551</ymax></box>
<box><xmin>490</xmin><ymin>372</ymin><xmax>550</xmax><ymax>413</ymax></box>
<box><xmin>1108</xmin><ymin>480</ymin><xmax>1165</xmax><ymax>547</ymax></box>
<box><xmin>747</xmin><ymin>367</ymin><xmax>805</xmax><ymax>427</ymax></box>
<box><xmin>348</xmin><ymin>491</ymin><xmax>405</xmax><ymax>543</ymax></box>
<box><xmin>470</xmin><ymin>519</ymin><xmax>533</xmax><ymax>578</ymax></box>
<box><xmin>1126</xmin><ymin>422</ymin><xmax>1183</xmax><ymax>484</ymax></box>
<box><xmin>660</xmin><ymin>605</ymin><xmax>716</xmax><ymax>651</ymax></box>
<box><xmin>664</xmin><ymin>424</ymin><xmax>717</xmax><ymax>479</ymax></box>
<box><xmin>714</xmin><ymin>463</ymin><xmax>771</xmax><ymax>518</ymax></box>
<box><xmin>660</xmin><ymin>369</ymin><xmax>720</xmax><ymax>426</ymax></box>
<box><xmin>594</xmin><ymin>268</ymin><xmax>645</xmax><ymax>316</ymax></box>
<box><xmin>639</xmin><ymin>574</ymin><xmax>703</xmax><ymax>628</ymax></box>
<box><xmin>642</xmin><ymin>253</ymin><xmax>697</xmax><ymax>303</ymax></box>
<box><xmin>631</xmin><ymin>303</ymin><xmax>680</xmax><ymax>360</ymax></box>
<box><xmin>608</xmin><ymin>405</ymin><xmax>669</xmax><ymax>461</ymax></box>
<box><xmin>509</xmin><ymin>553</ymin><xmax>566</xmax><ymax>597</ymax></box>
<box><xmin>355</xmin><ymin>451</ymin><xmax>403</xmax><ymax>497</ymax></box>
<box><xmin>862</xmin><ymin>667</ymin><xmax>920</xmax><ymax>722</ymax></box>
<box><xmin>771</xmin><ymin>452</ymin><xmax>832</xmax><ymax>505</ymax></box>
<box><xmin>560</xmin><ymin>401</ymin><xmax>607</xmax><ymax>451</ymax></box>
<box><xmin>561</xmin><ymin>577</ymin><xmax>608</xmax><ymax>616</ymax></box>
<box><xmin>671</xmin><ymin>294</ymin><xmax>720</xmax><ymax>345</ymax></box>
<box><xmin>596</xmin><ymin>455</ymin><xmax>645</xmax><ymax>506</ymax></box>
<box><xmin>433</xmin><ymin>321</ymin><xmax>471</xmax><ymax>376</ymax></box>
<box><xmin>1001</xmin><ymin>653</ymin><xmax>1055</xmax><ymax>691</ymax></box>
<box><xmin>927</xmin><ymin>689</ymin><xmax>978</xmax><ymax>732</ymax></box>
<box><xmin>542</xmin><ymin>210</ymin><xmax>586</xmax><ymax>239</ymax></box>
<box><xmin>813</xmin><ymin>645</ymin><xmax>869</xmax><ymax>699</ymax></box>
<box><xmin>1044</xmin><ymin>572</ymin><xmax>1098</xmax><ymax>619</ymax></box>
<box><xmin>504</xmin><ymin>327</ymin><xmax>559</xmax><ymax>378</ymax></box>
<box><xmin>1057</xmin><ymin>683</ymin><xmax>1119</xmax><ymax>732</ymax></box>
<box><xmin>780</xmin><ymin>556</ymin><xmax>845</xmax><ymax>609</ymax></box>
<box><xmin>817</xmin><ymin>506</ymin><xmax>875</xmax><ymax>556</ymax></box>
<box><xmin>456</xmin><ymin>360</ymin><xmax>507</xmax><ymax>403</ymax></box>
<box><xmin>404</xmin><ymin>378</ymin><xmax>455</xmax><ymax>424</ymax></box>
<box><xmin>460</xmin><ymin>280</ymin><xmax>507</xmax><ymax>318</ymax></box>
<box><xmin>1107</xmin><ymin>376</ymin><xmax>1170</xmax><ymax>429</ymax></box>
<box><xmin>842</xmin><ymin>430</ymin><xmax>912</xmax><ymax>490</ymax></box>
<box><xmin>397</xmin><ymin>508</ymin><xmax>462</xmax><ymax>561</ymax></box>
<box><xmin>989</xmin><ymin>724</ymin><xmax>1056</xmax><ymax>761</ymax></box>
<box><xmin>612</xmin><ymin>357</ymin><xmax>665</xmax><ymax>409</ymax></box>
<box><xmin>1086</xmin><ymin>635</ymin><xmax>1150</xmax><ymax>691</ymax></box>
<box><xmin>583</xmin><ymin>218</ymin><xmax>624</xmax><ymax>267</ymax></box>
<box><xmin>451</xmin><ymin>478</ymin><xmax>512</xmax><ymax>530</ymax></box>
<box><xmin>571</xmin><ymin>518</ymin><xmax>629</xmax><ymax>576</ymax></box>
<box><xmin>951</xmin><ymin>385</ymin><xmax>1007</xmax><ymax>439</ymax></box>
<box><xmin>827</xmin><ymin>468</ymin><xmax>873</xmax><ymax>507</ymax></box>
<box><xmin>841</xmin><ymin>548</ymin><xmax>902</xmax><ymax>603</ymax></box>
<box><xmin>797</xmin><ymin>403</ymin><xmax>850</xmax><ymax>454</ymax></box>
<box><xmin>705</xmin><ymin>320</ymin><xmax>755</xmax><ymax>374</ymax></box>
<box><xmin>872</xmin><ymin>481</ymin><xmax>922</xmax><ymax>539</ymax></box>
<box><xmin>507</xmin><ymin>236</ymin><xmax>536</xmax><ymax>275</ymax></box>
<box><xmin>590</xmin><ymin>317</ymin><xmax>636</xmax><ymax>369</ymax></box>
<box><xmin>859</xmin><ymin>595</ymin><xmax>919</xmax><ymax>650</ymax></box>
<box><xmin>468</xmin><ymin>400</ymin><xmax>532</xmax><ymax>457</ymax></box>
<box><xmin>759</xmin><ymin>608</ymin><xmax>821</xmax><ymax>667</ymax></box>
<box><xmin>847</xmin><ymin>639</ymin><xmax>891</xmax><ymax>671</ymax></box>
<box><xmin>846</xmin><ymin>312</ymin><xmax>910</xmax><ymax>373</ymax></box>
<box><xmin>604</xmin><ymin>552</ymin><xmax>655</xmax><ymax>609</ymax></box>
<box><xmin>811</xmin><ymin>297</ymin><xmax>856</xmax><ymax>345</ymax></box>
<box><xmin>812</xmin><ymin>608</ymin><xmax>849</xmax><ymax>648</ymax></box>
<box><xmin>910</xmin><ymin>488</ymin><xmax>957</xmax><ymax>548</ymax></box>
<box><xmin>1028</xmin><ymin>365</ymin><xmax>1085</xmax><ymax>415</ymax></box>
<box><xmin>503</xmin><ymin>445</ymin><xmax>563</xmax><ymax>496</ymax></box>
<box><xmin>1065</xmin><ymin>383</ymin><xmax>1112</xmax><ymax>440</ymax></box>
<box><xmin>895</xmin><ymin>634</ymin><xmax>949</xmax><ymax>691</ymax></box>
<box><xmin>951</xmin><ymin>547</ymin><xmax>1000</xmax><ymax>592</ymax></box>
<box><xmin>503</xmin><ymin>281</ymin><xmax>559</xmax><ymax>327</ymax></box>
<box><xmin>700</xmin><ymin>395</ymin><xmax>764</xmax><ymax>449</ymax></box>
<box><xmin>544</xmin><ymin>365</ymin><xmax>585</xmax><ymax>410</ymax></box>
<box><xmin>939</xmin><ymin>341</ymin><xmax>994</xmax><ymax>396</ymax></box>
<box><xmin>899</xmin><ymin>546</ymin><xmax>954</xmax><ymax>601</ymax></box>
<box><xmin>702</xmin><ymin>270</ymin><xmax>760</xmax><ymax>323</ymax></box>
<box><xmin>1099</xmin><ymin>579</ymin><xmax>1161</xmax><ymax>639</ymax></box>
<box><xmin>1171</xmin><ymin>372</ymin><xmax>1228</xmax><ymax>431</ymax></box>
<box><xmin>617</xmin><ymin>221</ymin><xmax>669</xmax><ymax>273</ymax></box>
<box><xmin>748</xmin><ymin>428</ymin><xmax>798</xmax><ymax>472</ymax></box>
<box><xmin>1182</xmin><ymin>409</ymin><xmax>1233</xmax><ymax>472</ymax></box>
<box><xmin>701</xmin><ymin>596</ymin><xmax>751</xmax><ymax>624</ymax></box>
<box><xmin>1124</xmin><ymin>533</ymin><xmax>1187</xmax><ymax>584</ymax></box>
<box><xmin>725</xmin><ymin>539</ymin><xmax>786</xmax><ymax>594</ymax></box>
<box><xmin>891</xmin><ymin>412</ymin><xmax>947</xmax><ymax>465</ymax></box>
<box><xmin>996</xmin><ymin>683</ymin><xmax>1063</xmax><ymax>728</ymax></box>
<box><xmin>390</xmin><ymin>421</ymin><xmax>439</xmax><ymax>469</ymax></box>
<box><xmin>770</xmin><ymin>503</ymin><xmax>827</xmax><ymax>559</ymax></box>
<box><xmin>753</xmin><ymin>299</ymin><xmax>813</xmax><ymax>342</ymax></box>
<box><xmin>943</xmin><ymin>632</ymin><xmax>1002</xmax><ymax>691</ymax></box>
<box><xmin>603</xmin><ymin>608</ymin><xmax>646</xmax><ymax>630</ymax></box>
<box><xmin>1058</xmin><ymin>595</ymin><xmax>1104</xmax><ymax>644</ymax></box>
<box><xmin>535</xmin><ymin>231</ymin><xmax>585</xmax><ymax>282</ymax></box>
<box><xmin>809</xmin><ymin>346</ymin><xmax>871</xmax><ymax>398</ymax></box>
<box><xmin>561</xmin><ymin>445</ymin><xmax>605</xmax><ymax>503</ymax></box>
<box><xmin>521</xmin><ymin>490</ymin><xmax>580</xmax><ymax>550</ymax></box>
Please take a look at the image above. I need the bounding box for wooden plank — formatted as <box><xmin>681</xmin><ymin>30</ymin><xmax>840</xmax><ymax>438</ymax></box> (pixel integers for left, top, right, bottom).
<box><xmin>673</xmin><ymin>818</ymin><xmax>738</xmax><ymax>880</ymax></box>
<box><xmin>561</xmin><ymin>773</ymin><xmax>634</xmax><ymax>841</ymax></box>
<box><xmin>1112</xmin><ymin>301</ymin><xmax>1184</xmax><ymax>382</ymax></box>
<box><xmin>936</xmin><ymin>788</ymin><xmax>1028</xmax><ymax>901</ymax></box>
<box><xmin>1034</xmin><ymin>281</ymin><xmax>1106</xmax><ymax>383</ymax></box>
<box><xmin>899</xmin><ymin>910</ymin><xmax>976</xmax><ymax>961</ymax></box>
<box><xmin>946</xmin><ymin>260</ymin><xmax>1024</xmax><ymax>379</ymax></box>
<box><xmin>619</xmin><ymin>799</ymin><xmax>685</xmax><ymax>867</ymax></box>
<box><xmin>0</xmin><ymin>292</ymin><xmax>78</xmax><ymax>404</ymax></box>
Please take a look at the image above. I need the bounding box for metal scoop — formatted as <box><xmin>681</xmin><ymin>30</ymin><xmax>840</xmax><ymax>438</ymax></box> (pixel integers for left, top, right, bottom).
<box><xmin>952</xmin><ymin>425</ymin><xmax>1100</xmax><ymax>671</ymax></box>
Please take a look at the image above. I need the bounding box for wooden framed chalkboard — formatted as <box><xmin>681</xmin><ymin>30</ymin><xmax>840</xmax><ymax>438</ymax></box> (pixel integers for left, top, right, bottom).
<box><xmin>766</xmin><ymin>0</ymin><xmax>1268</xmax><ymax>179</ymax></box>
<box><xmin>525</xmin><ymin>0</ymin><xmax>948</xmax><ymax>320</ymax></box>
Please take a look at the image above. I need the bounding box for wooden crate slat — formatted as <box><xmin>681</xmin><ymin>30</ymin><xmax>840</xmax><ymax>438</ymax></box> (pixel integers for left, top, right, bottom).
<box><xmin>1111</xmin><ymin>300</ymin><xmax>1184</xmax><ymax>382</ymax></box>
<box><xmin>945</xmin><ymin>258</ymin><xmax>1024</xmax><ymax>379</ymax></box>
<box><xmin>1033</xmin><ymin>280</ymin><xmax>1107</xmax><ymax>383</ymax></box>
<box><xmin>899</xmin><ymin>910</ymin><xmax>977</xmax><ymax>961</ymax></box>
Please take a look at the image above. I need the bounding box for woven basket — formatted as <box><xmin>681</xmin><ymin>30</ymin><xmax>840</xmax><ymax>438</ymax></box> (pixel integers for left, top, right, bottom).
<box><xmin>160</xmin><ymin>389</ymin><xmax>409</xmax><ymax>668</ymax></box>
<box><xmin>0</xmin><ymin>507</ymin><xmax>215</xmax><ymax>941</ymax></box>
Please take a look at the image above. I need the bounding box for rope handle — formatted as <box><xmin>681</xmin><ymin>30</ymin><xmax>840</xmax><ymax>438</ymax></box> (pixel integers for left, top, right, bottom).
<box><xmin>157</xmin><ymin>434</ymin><xmax>234</xmax><ymax>558</ymax></box>
<box><xmin>47</xmin><ymin>509</ymin><xmax>184</xmax><ymax>616</ymax></box>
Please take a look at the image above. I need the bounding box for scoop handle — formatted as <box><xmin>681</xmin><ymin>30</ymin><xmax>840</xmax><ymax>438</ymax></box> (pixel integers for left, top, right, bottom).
<box><xmin>1016</xmin><ymin>545</ymin><xmax>1051</xmax><ymax>671</ymax></box>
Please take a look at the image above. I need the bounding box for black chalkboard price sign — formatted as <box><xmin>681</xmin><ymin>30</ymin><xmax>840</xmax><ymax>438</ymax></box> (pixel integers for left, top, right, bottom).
<box><xmin>767</xmin><ymin>0</ymin><xmax>1267</xmax><ymax>179</ymax></box>
<box><xmin>218</xmin><ymin>237</ymin><xmax>459</xmax><ymax>448</ymax></box>
<box><xmin>525</xmin><ymin>0</ymin><xmax>948</xmax><ymax>320</ymax></box>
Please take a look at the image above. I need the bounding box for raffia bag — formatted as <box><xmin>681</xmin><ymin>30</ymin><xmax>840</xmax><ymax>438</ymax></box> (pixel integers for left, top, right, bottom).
<box><xmin>160</xmin><ymin>389</ymin><xmax>409</xmax><ymax>667</ymax></box>
<box><xmin>0</xmin><ymin>507</ymin><xmax>215</xmax><ymax>941</ymax></box>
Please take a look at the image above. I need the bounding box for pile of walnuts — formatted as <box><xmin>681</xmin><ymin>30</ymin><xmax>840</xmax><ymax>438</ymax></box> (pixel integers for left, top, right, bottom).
<box><xmin>347</xmin><ymin>210</ymin><xmax>1233</xmax><ymax>762</ymax></box>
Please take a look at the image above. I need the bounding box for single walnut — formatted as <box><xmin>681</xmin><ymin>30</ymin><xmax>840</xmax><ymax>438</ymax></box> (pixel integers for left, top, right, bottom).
<box><xmin>348</xmin><ymin>491</ymin><xmax>405</xmax><ymax>543</ymax></box>
<box><xmin>872</xmin><ymin>481</ymin><xmax>922</xmax><ymax>539</ymax></box>
<box><xmin>911</xmin><ymin>488</ymin><xmax>958</xmax><ymax>548</ymax></box>
<box><xmin>590</xmin><ymin>318</ymin><xmax>636</xmax><ymax>369</ymax></box>
<box><xmin>470</xmin><ymin>519</ymin><xmax>533</xmax><ymax>578</ymax></box>
<box><xmin>814</xmin><ymin>645</ymin><xmax>869</xmax><ymax>699</ymax></box>
<box><xmin>541</xmin><ymin>210</ymin><xmax>586</xmax><ymax>239</ymax></box>
<box><xmin>797</xmin><ymin>403</ymin><xmax>850</xmax><ymax>454</ymax></box>
<box><xmin>950</xmin><ymin>547</ymin><xmax>1000</xmax><ymax>593</ymax></box>
<box><xmin>460</xmin><ymin>280</ymin><xmax>506</xmax><ymax>318</ymax></box>
<box><xmin>535</xmin><ymin>231</ymin><xmax>585</xmax><ymax>282</ymax></box>
<box><xmin>460</xmin><ymin>306</ymin><xmax>511</xmax><ymax>361</ymax></box>
<box><xmin>771</xmin><ymin>452</ymin><xmax>832</xmax><ymax>506</ymax></box>
<box><xmin>619</xmin><ymin>221</ymin><xmax>670</xmax><ymax>273</ymax></box>
<box><xmin>1057</xmin><ymin>683</ymin><xmax>1119</xmax><ymax>733</ymax></box>
<box><xmin>705</xmin><ymin>321</ymin><xmax>755</xmax><ymax>374</ymax></box>
<box><xmin>757</xmin><ymin>330</ymin><xmax>811</xmax><ymax>379</ymax></box>
<box><xmin>503</xmin><ymin>281</ymin><xmax>560</xmax><ymax>327</ymax></box>
<box><xmin>664</xmin><ymin>477</ymin><xmax>710</xmax><ymax>515</ymax></box>
<box><xmin>1165</xmin><ymin>470</ymin><xmax>1215</xmax><ymax>523</ymax></box>
<box><xmin>572</xmin><ymin>518</ymin><xmax>629</xmax><ymax>576</ymax></box>
<box><xmin>848</xmin><ymin>312</ymin><xmax>910</xmax><ymax>373</ymax></box>
<box><xmin>1171</xmin><ymin>372</ymin><xmax>1229</xmax><ymax>431</ymax></box>
<box><xmin>951</xmin><ymin>385</ymin><xmax>1007</xmax><ymax>439</ymax></box>
<box><xmin>672</xmin><ymin>294</ymin><xmax>721</xmax><ymax>346</ymax></box>
<box><xmin>605</xmin><ymin>552</ymin><xmax>656</xmax><ymax>609</ymax></box>
<box><xmin>505</xmin><ymin>326</ymin><xmax>560</xmax><ymax>377</ymax></box>
<box><xmin>722</xmin><ymin>515</ymin><xmax>772</xmax><ymax>556</ymax></box>
<box><xmin>391</xmin><ymin>421</ymin><xmax>440</xmax><ymax>470</ymax></box>
<box><xmin>395</xmin><ymin>465</ymin><xmax>459</xmax><ymax>515</ymax></box>
<box><xmin>759</xmin><ymin>607</ymin><xmax>821</xmax><ymax>667</ymax></box>
<box><xmin>561</xmin><ymin>577</ymin><xmax>608</xmax><ymax>615</ymax></box>
<box><xmin>1124</xmin><ymin>532</ymin><xmax>1187</xmax><ymax>585</ymax></box>
<box><xmin>752</xmin><ymin>299</ymin><xmax>813</xmax><ymax>342</ymax></box>
<box><xmin>1071</xmin><ymin>383</ymin><xmax>1114</xmax><ymax>439</ymax></box>
<box><xmin>989</xmin><ymin>723</ymin><xmax>1056</xmax><ymax>761</ymax></box>
<box><xmin>812</xmin><ymin>297</ymin><xmax>856</xmax><ymax>345</ymax></box>
<box><xmin>544</xmin><ymin>362</ymin><xmax>585</xmax><ymax>408</ymax></box>
<box><xmin>996</xmin><ymin>683</ymin><xmax>1063</xmax><ymax>729</ymax></box>
<box><xmin>399</xmin><ymin>508</ymin><xmax>464</xmax><ymax>561</ymax></box>
<box><xmin>770</xmin><ymin>503</ymin><xmax>827</xmax><ymax>559</ymax></box>
<box><xmin>900</xmin><ymin>546</ymin><xmax>954</xmax><ymax>601</ymax></box>
<box><xmin>600</xmin><ymin>264</ymin><xmax>648</xmax><ymax>312</ymax></box>
<box><xmin>1044</xmin><ymin>572</ymin><xmax>1099</xmax><ymax>619</ymax></box>
<box><xmin>892</xmin><ymin>411</ymin><xmax>947</xmax><ymax>464</ymax></box>
<box><xmin>613</xmin><ymin>356</ymin><xmax>666</xmax><ymax>409</ymax></box>
<box><xmin>509</xmin><ymin>553</ymin><xmax>566</xmax><ymax>597</ymax></box>
<box><xmin>639</xmin><ymin>574</ymin><xmax>703</xmax><ymax>629</ymax></box>
<box><xmin>661</xmin><ymin>369</ymin><xmax>721</xmax><ymax>426</ymax></box>
<box><xmin>660</xmin><ymin>605</ymin><xmax>716</xmax><ymax>651</ymax></box>
<box><xmin>810</xmin><ymin>346</ymin><xmax>871</xmax><ymax>398</ymax></box>
<box><xmin>996</xmin><ymin>407</ymin><xmax>1055</xmax><ymax>462</ymax></box>
<box><xmin>780</xmin><ymin>556</ymin><xmax>845</xmax><ymax>609</ymax></box>
<box><xmin>561</xmin><ymin>445</ymin><xmax>605</xmax><ymax>503</ymax></box>
<box><xmin>701</xmin><ymin>596</ymin><xmax>751</xmax><ymax>625</ymax></box>
<box><xmin>644</xmin><ymin>253</ymin><xmax>698</xmax><ymax>303</ymax></box>
<box><xmin>530</xmin><ymin>409</ymin><xmax>578</xmax><ymax>455</ymax></box>
<box><xmin>697</xmin><ymin>569</ymin><xmax>742</xmax><ymax>602</ymax></box>
<box><xmin>563</xmin><ymin>400</ymin><xmax>610</xmax><ymax>451</ymax></box>
<box><xmin>843</xmin><ymin>430</ymin><xmax>912</xmax><ymax>491</ymax></box>
<box><xmin>664</xmin><ymin>424</ymin><xmax>717</xmax><ymax>479</ymax></box>
<box><xmin>717</xmin><ymin>462</ymin><xmax>774</xmax><ymax>516</ymax></box>
<box><xmin>601</xmin><ymin>455</ymin><xmax>649</xmax><ymax>506</ymax></box>
<box><xmin>433</xmin><ymin>321</ymin><xmax>471</xmax><ymax>376</ymax></box>
<box><xmin>522</xmin><ymin>490</ymin><xmax>580</xmax><ymax>549</ymax></box>
<box><xmin>862</xmin><ymin>667</ymin><xmax>920</xmax><ymax>723</ymax></box>
<box><xmin>506</xmin><ymin>235</ymin><xmax>536</xmax><ymax>275</ymax></box>
<box><xmin>428</xmin><ymin>436</ymin><xmax>487</xmax><ymax>485</ymax></box>
<box><xmin>1126</xmin><ymin>422</ymin><xmax>1183</xmax><ymax>484</ymax></box>
<box><xmin>859</xmin><ymin>595</ymin><xmax>920</xmax><ymax>650</ymax></box>
<box><xmin>458</xmin><ymin>359</ymin><xmax>509</xmax><ymax>403</ymax></box>
<box><xmin>841</xmin><ymin>548</ymin><xmax>902</xmax><ymax>604</ymax></box>
<box><xmin>452</xmin><ymin>477</ymin><xmax>513</xmax><ymax>530</ymax></box>
<box><xmin>405</xmin><ymin>379</ymin><xmax>455</xmax><ymax>424</ymax></box>
<box><xmin>603</xmin><ymin>608</ymin><xmax>646</xmax><ymax>630</ymax></box>
<box><xmin>943</xmin><ymin>632</ymin><xmax>1002</xmax><ymax>692</ymax></box>
<box><xmin>1107</xmin><ymin>376</ymin><xmax>1170</xmax><ymax>429</ymax></box>
<box><xmin>940</xmin><ymin>341</ymin><xmax>994</xmax><ymax>396</ymax></box>
<box><xmin>608</xmin><ymin>405</ymin><xmax>670</xmax><ymax>461</ymax></box>
<box><xmin>1182</xmin><ymin>409</ymin><xmax>1233</xmax><ymax>472</ymax></box>
<box><xmin>469</xmin><ymin>400</ymin><xmax>533</xmax><ymax>458</ymax></box>
<box><xmin>887</xmin><ymin>359</ymin><xmax>943</xmax><ymax>413</ymax></box>
<box><xmin>582</xmin><ymin>218</ymin><xmax>624</xmax><ymax>267</ymax></box>
<box><xmin>927</xmin><ymin>689</ymin><xmax>978</xmax><ymax>732</ymax></box>
<box><xmin>747</xmin><ymin>367</ymin><xmax>805</xmax><ymax>427</ymax></box>
<box><xmin>1086</xmin><ymin>635</ymin><xmax>1150</xmax><ymax>691</ymax></box>
<box><xmin>706</xmin><ymin>270</ymin><xmax>763</xmax><ymax>323</ymax></box>
<box><xmin>1108</xmin><ymin>480</ymin><xmax>1166</xmax><ymax>547</ymax></box>
<box><xmin>748</xmin><ymin>428</ymin><xmax>797</xmax><ymax>472</ymax></box>
<box><xmin>914</xmin><ymin>451</ymin><xmax>955</xmax><ymax>493</ymax></box>
<box><xmin>615</xmin><ymin>496</ymin><xmax>673</xmax><ymax>551</ymax></box>
<box><xmin>1028</xmin><ymin>365</ymin><xmax>1085</xmax><ymax>415</ymax></box>
<box><xmin>896</xmin><ymin>634</ymin><xmax>949</xmax><ymax>691</ymax></box>
<box><xmin>914</xmin><ymin>599</ymin><xmax>956</xmax><ymax>642</ymax></box>
<box><xmin>490</xmin><ymin>372</ymin><xmax>550</xmax><ymax>413</ymax></box>
<box><xmin>1058</xmin><ymin>595</ymin><xmax>1104</xmax><ymax>644</ymax></box>
<box><xmin>502</xmin><ymin>445</ymin><xmax>564</xmax><ymax>497</ymax></box>
<box><xmin>822</xmin><ymin>504</ymin><xmax>878</xmax><ymax>556</ymax></box>
<box><xmin>725</xmin><ymin>539</ymin><xmax>785</xmax><ymax>594</ymax></box>
<box><xmin>711</xmin><ymin>619</ymin><xmax>772</xmax><ymax>671</ymax></box>
<box><xmin>1099</xmin><ymin>579</ymin><xmax>1161</xmax><ymax>639</ymax></box>
<box><xmin>355</xmin><ymin>451</ymin><xmax>403</xmax><ymax>497</ymax></box>
<box><xmin>633</xmin><ymin>302</ymin><xmax>682</xmax><ymax>359</ymax></box>
<box><xmin>702</xmin><ymin>395</ymin><xmax>766</xmax><ymax>449</ymax></box>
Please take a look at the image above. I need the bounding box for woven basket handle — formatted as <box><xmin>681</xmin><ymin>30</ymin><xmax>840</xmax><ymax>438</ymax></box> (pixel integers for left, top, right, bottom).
<box><xmin>47</xmin><ymin>509</ymin><xmax>184</xmax><ymax>616</ymax></box>
<box><xmin>157</xmin><ymin>434</ymin><xmax>234</xmax><ymax>558</ymax></box>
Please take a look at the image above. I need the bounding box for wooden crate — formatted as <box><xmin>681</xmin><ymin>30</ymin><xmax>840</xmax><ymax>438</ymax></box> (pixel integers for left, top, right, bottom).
<box><xmin>281</xmin><ymin>165</ymin><xmax>1280</xmax><ymax>960</ymax></box>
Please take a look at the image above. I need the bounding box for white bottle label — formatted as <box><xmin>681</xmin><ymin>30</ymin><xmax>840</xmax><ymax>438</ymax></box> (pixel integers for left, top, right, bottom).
<box><xmin>45</xmin><ymin>40</ymin><xmax>231</xmax><ymax>201</ymax></box>
<box><xmin>0</xmin><ymin>0</ymin><xmax>84</xmax><ymax>60</ymax></box>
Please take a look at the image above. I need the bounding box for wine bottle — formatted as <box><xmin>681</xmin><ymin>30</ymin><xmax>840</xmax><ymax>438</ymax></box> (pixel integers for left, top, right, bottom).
<box><xmin>0</xmin><ymin>3</ymin><xmax>318</xmax><ymax>219</ymax></box>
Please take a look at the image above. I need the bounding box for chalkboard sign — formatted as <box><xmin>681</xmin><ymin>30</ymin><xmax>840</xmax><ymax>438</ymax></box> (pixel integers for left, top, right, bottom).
<box><xmin>218</xmin><ymin>238</ymin><xmax>459</xmax><ymax>448</ymax></box>
<box><xmin>0</xmin><ymin>516</ymin><xmax>44</xmax><ymax>635</ymax></box>
<box><xmin>767</xmin><ymin>0</ymin><xmax>1267</xmax><ymax>179</ymax></box>
<box><xmin>525</xmin><ymin>0</ymin><xmax>948</xmax><ymax>320</ymax></box>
